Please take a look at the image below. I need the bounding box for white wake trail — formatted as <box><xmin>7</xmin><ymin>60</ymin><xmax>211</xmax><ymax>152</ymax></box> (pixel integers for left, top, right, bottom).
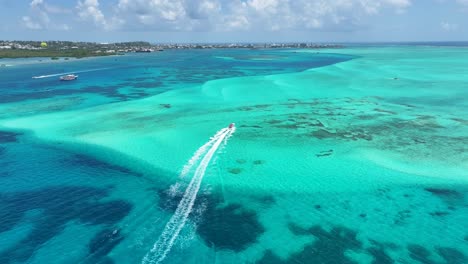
<box><xmin>180</xmin><ymin>128</ymin><xmax>228</xmax><ymax>178</ymax></box>
<box><xmin>142</xmin><ymin>127</ymin><xmax>235</xmax><ymax>264</ymax></box>
<box><xmin>32</xmin><ymin>67</ymin><xmax>111</xmax><ymax>79</ymax></box>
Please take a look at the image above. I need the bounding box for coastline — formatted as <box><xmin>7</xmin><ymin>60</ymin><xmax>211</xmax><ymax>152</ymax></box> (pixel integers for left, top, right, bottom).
<box><xmin>0</xmin><ymin>49</ymin><xmax>117</xmax><ymax>59</ymax></box>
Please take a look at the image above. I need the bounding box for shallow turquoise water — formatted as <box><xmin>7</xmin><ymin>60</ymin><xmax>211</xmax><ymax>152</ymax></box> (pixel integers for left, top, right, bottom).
<box><xmin>0</xmin><ymin>46</ymin><xmax>467</xmax><ymax>263</ymax></box>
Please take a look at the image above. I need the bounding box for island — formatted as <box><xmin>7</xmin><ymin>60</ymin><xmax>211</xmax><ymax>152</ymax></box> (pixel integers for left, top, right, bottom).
<box><xmin>0</xmin><ymin>40</ymin><xmax>343</xmax><ymax>59</ymax></box>
<box><xmin>0</xmin><ymin>41</ymin><xmax>153</xmax><ymax>59</ymax></box>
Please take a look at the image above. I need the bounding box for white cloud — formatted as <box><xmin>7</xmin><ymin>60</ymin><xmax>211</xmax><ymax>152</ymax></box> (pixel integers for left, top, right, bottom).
<box><xmin>30</xmin><ymin>0</ymin><xmax>44</xmax><ymax>8</ymax></box>
<box><xmin>21</xmin><ymin>0</ymin><xmax>70</xmax><ymax>30</ymax></box>
<box><xmin>77</xmin><ymin>0</ymin><xmax>108</xmax><ymax>28</ymax></box>
<box><xmin>441</xmin><ymin>21</ymin><xmax>458</xmax><ymax>31</ymax></box>
<box><xmin>22</xmin><ymin>16</ymin><xmax>42</xmax><ymax>30</ymax></box>
<box><xmin>225</xmin><ymin>15</ymin><xmax>250</xmax><ymax>30</ymax></box>
<box><xmin>72</xmin><ymin>0</ymin><xmax>413</xmax><ymax>32</ymax></box>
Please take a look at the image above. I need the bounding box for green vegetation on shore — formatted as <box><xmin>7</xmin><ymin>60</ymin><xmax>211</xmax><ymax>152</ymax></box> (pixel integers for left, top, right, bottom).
<box><xmin>0</xmin><ymin>49</ymin><xmax>115</xmax><ymax>59</ymax></box>
<box><xmin>0</xmin><ymin>41</ymin><xmax>154</xmax><ymax>59</ymax></box>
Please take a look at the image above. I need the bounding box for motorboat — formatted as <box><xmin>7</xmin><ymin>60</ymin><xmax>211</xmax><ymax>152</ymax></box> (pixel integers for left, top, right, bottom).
<box><xmin>228</xmin><ymin>123</ymin><xmax>235</xmax><ymax>129</ymax></box>
<box><xmin>60</xmin><ymin>74</ymin><xmax>78</xmax><ymax>81</ymax></box>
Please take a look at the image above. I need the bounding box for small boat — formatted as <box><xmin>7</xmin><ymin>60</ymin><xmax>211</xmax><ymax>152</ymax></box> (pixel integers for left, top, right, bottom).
<box><xmin>228</xmin><ymin>123</ymin><xmax>235</xmax><ymax>129</ymax></box>
<box><xmin>59</xmin><ymin>74</ymin><xmax>78</xmax><ymax>81</ymax></box>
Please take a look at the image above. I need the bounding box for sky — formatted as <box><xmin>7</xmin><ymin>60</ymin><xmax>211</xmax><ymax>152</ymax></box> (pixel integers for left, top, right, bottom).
<box><xmin>0</xmin><ymin>0</ymin><xmax>467</xmax><ymax>43</ymax></box>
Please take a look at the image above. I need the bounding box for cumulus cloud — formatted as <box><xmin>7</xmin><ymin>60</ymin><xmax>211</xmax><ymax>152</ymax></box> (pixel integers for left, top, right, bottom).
<box><xmin>73</xmin><ymin>0</ymin><xmax>125</xmax><ymax>30</ymax></box>
<box><xmin>21</xmin><ymin>0</ymin><xmax>70</xmax><ymax>30</ymax></box>
<box><xmin>77</xmin><ymin>0</ymin><xmax>107</xmax><ymax>27</ymax></box>
<box><xmin>21</xmin><ymin>0</ymin><xmax>413</xmax><ymax>32</ymax></box>
<box><xmin>102</xmin><ymin>0</ymin><xmax>413</xmax><ymax>32</ymax></box>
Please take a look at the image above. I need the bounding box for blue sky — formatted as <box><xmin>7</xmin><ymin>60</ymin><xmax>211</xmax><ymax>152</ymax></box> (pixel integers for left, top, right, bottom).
<box><xmin>0</xmin><ymin>0</ymin><xmax>467</xmax><ymax>42</ymax></box>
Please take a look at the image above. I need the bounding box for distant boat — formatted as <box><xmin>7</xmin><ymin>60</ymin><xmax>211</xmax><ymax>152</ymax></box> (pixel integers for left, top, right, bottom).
<box><xmin>59</xmin><ymin>74</ymin><xmax>78</xmax><ymax>81</ymax></box>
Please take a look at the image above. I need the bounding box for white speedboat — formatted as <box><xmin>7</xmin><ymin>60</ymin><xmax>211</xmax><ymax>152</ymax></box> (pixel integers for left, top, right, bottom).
<box><xmin>59</xmin><ymin>74</ymin><xmax>78</xmax><ymax>81</ymax></box>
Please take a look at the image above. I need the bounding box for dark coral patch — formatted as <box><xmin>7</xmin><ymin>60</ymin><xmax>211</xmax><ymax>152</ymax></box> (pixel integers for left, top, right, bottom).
<box><xmin>367</xmin><ymin>245</ymin><xmax>394</xmax><ymax>264</ymax></box>
<box><xmin>254</xmin><ymin>104</ymin><xmax>271</xmax><ymax>109</ymax></box>
<box><xmin>266</xmin><ymin>119</ymin><xmax>282</xmax><ymax>125</ymax></box>
<box><xmin>288</xmin><ymin>223</ymin><xmax>310</xmax><ymax>236</ymax></box>
<box><xmin>308</xmin><ymin>119</ymin><xmax>325</xmax><ymax>127</ymax></box>
<box><xmin>357</xmin><ymin>115</ymin><xmax>376</xmax><ymax>120</ymax></box>
<box><xmin>316</xmin><ymin>149</ymin><xmax>333</xmax><ymax>157</ymax></box>
<box><xmin>374</xmin><ymin>108</ymin><xmax>397</xmax><ymax>115</ymax></box>
<box><xmin>429</xmin><ymin>211</ymin><xmax>450</xmax><ymax>217</ymax></box>
<box><xmin>132</xmin><ymin>81</ymin><xmax>163</xmax><ymax>88</ymax></box>
<box><xmin>394</xmin><ymin>210</ymin><xmax>411</xmax><ymax>226</ymax></box>
<box><xmin>64</xmin><ymin>154</ymin><xmax>141</xmax><ymax>177</ymax></box>
<box><xmin>257</xmin><ymin>195</ymin><xmax>275</xmax><ymax>205</ymax></box>
<box><xmin>424</xmin><ymin>188</ymin><xmax>462</xmax><ymax>198</ymax></box>
<box><xmin>96</xmin><ymin>257</ymin><xmax>116</xmax><ymax>264</ymax></box>
<box><xmin>450</xmin><ymin>117</ymin><xmax>468</xmax><ymax>125</ymax></box>
<box><xmin>0</xmin><ymin>186</ymin><xmax>132</xmax><ymax>263</ymax></box>
<box><xmin>437</xmin><ymin>247</ymin><xmax>467</xmax><ymax>264</ymax></box>
<box><xmin>238</xmin><ymin>106</ymin><xmax>254</xmax><ymax>111</ymax></box>
<box><xmin>259</xmin><ymin>225</ymin><xmax>362</xmax><ymax>264</ymax></box>
<box><xmin>197</xmin><ymin>203</ymin><xmax>264</xmax><ymax>252</ymax></box>
<box><xmin>0</xmin><ymin>131</ymin><xmax>21</xmax><ymax>143</ymax></box>
<box><xmin>79</xmin><ymin>201</ymin><xmax>133</xmax><ymax>225</ymax></box>
<box><xmin>275</xmin><ymin>124</ymin><xmax>301</xmax><ymax>129</ymax></box>
<box><xmin>89</xmin><ymin>228</ymin><xmax>124</xmax><ymax>260</ymax></box>
<box><xmin>256</xmin><ymin>250</ymin><xmax>286</xmax><ymax>264</ymax></box>
<box><xmin>310</xmin><ymin>129</ymin><xmax>374</xmax><ymax>141</ymax></box>
<box><xmin>253</xmin><ymin>160</ymin><xmax>265</xmax><ymax>165</ymax></box>
<box><xmin>239</xmin><ymin>125</ymin><xmax>263</xmax><ymax>129</ymax></box>
<box><xmin>408</xmin><ymin>244</ymin><xmax>436</xmax><ymax>264</ymax></box>
<box><xmin>311</xmin><ymin>129</ymin><xmax>336</xmax><ymax>139</ymax></box>
<box><xmin>228</xmin><ymin>168</ymin><xmax>243</xmax><ymax>174</ymax></box>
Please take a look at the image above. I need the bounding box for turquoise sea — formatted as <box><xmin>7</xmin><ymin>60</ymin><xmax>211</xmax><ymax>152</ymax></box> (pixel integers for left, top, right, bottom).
<box><xmin>0</xmin><ymin>45</ymin><xmax>467</xmax><ymax>263</ymax></box>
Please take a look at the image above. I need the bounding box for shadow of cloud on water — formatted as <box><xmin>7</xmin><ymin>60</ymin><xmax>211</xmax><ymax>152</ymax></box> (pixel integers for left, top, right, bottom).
<box><xmin>0</xmin><ymin>186</ymin><xmax>133</xmax><ymax>264</ymax></box>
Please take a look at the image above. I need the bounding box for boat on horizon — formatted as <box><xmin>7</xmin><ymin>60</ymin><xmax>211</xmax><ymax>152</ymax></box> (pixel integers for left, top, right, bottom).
<box><xmin>59</xmin><ymin>74</ymin><xmax>78</xmax><ymax>81</ymax></box>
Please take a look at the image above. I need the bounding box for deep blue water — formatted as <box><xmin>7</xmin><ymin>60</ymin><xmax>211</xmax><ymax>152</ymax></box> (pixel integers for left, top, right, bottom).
<box><xmin>0</xmin><ymin>49</ymin><xmax>354</xmax><ymax>108</ymax></box>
